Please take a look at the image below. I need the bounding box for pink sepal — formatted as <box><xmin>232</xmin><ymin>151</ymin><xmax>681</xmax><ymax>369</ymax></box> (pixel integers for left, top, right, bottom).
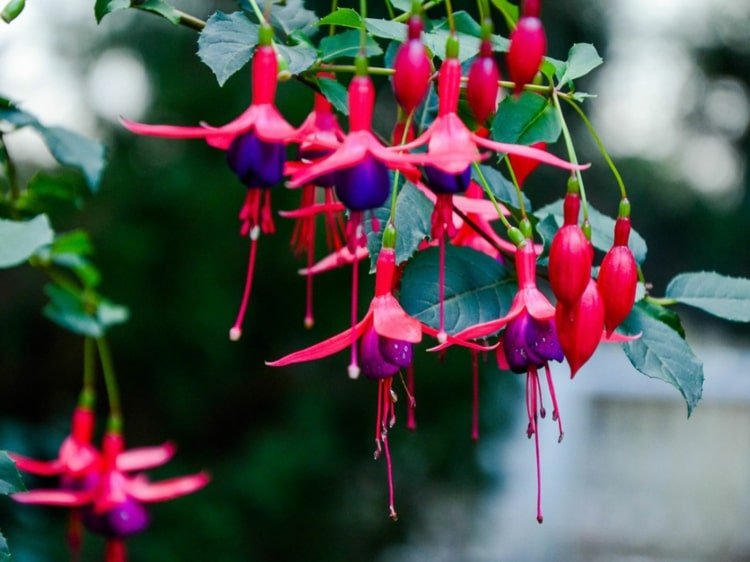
<box><xmin>423</xmin><ymin>325</ymin><xmax>498</xmax><ymax>352</ymax></box>
<box><xmin>289</xmin><ymin>132</ymin><xmax>370</xmax><ymax>187</ymax></box>
<box><xmin>474</xmin><ymin>135</ymin><xmax>590</xmax><ymax>172</ymax></box>
<box><xmin>95</xmin><ymin>471</ymin><xmax>129</xmax><ymax>514</ymax></box>
<box><xmin>120</xmin><ymin>117</ymin><xmax>209</xmax><ymax>139</ymax></box>
<box><xmin>59</xmin><ymin>438</ymin><xmax>100</xmax><ymax>477</ymax></box>
<box><xmin>372</xmin><ymin>295</ymin><xmax>422</xmax><ymax>343</ymax></box>
<box><xmin>522</xmin><ymin>288</ymin><xmax>556</xmax><ymax>320</ymax></box>
<box><xmin>125</xmin><ymin>472</ymin><xmax>210</xmax><ymax>503</ymax></box>
<box><xmin>299</xmin><ymin>245</ymin><xmax>370</xmax><ymax>276</ymax></box>
<box><xmin>12</xmin><ymin>489</ymin><xmax>91</xmax><ymax>507</ymax></box>
<box><xmin>116</xmin><ymin>442</ymin><xmax>176</xmax><ymax>473</ymax></box>
<box><xmin>8</xmin><ymin>454</ymin><xmax>64</xmax><ymax>476</ymax></box>
<box><xmin>266</xmin><ymin>313</ymin><xmax>373</xmax><ymax>367</ymax></box>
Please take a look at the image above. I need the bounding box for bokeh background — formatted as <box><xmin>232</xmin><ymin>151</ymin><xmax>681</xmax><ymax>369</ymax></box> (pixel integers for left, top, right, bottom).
<box><xmin>2</xmin><ymin>0</ymin><xmax>750</xmax><ymax>560</ymax></box>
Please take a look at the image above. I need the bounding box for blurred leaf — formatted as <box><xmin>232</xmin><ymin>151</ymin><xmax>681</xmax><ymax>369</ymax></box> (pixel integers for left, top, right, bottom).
<box><xmin>401</xmin><ymin>245</ymin><xmax>516</xmax><ymax>333</ymax></box>
<box><xmin>665</xmin><ymin>272</ymin><xmax>750</xmax><ymax>322</ymax></box>
<box><xmin>490</xmin><ymin>0</ymin><xmax>519</xmax><ymax>25</ymax></box>
<box><xmin>317</xmin><ymin>78</ymin><xmax>349</xmax><ymax>115</ymax></box>
<box><xmin>0</xmin><ymin>529</ymin><xmax>11</xmax><ymax>562</ymax></box>
<box><xmin>0</xmin><ymin>99</ymin><xmax>36</xmax><ymax>128</ymax></box>
<box><xmin>254</xmin><ymin>0</ymin><xmax>317</xmax><ymax>37</ymax></box>
<box><xmin>94</xmin><ymin>0</ymin><xmax>129</xmax><ymax>22</ymax></box>
<box><xmin>364</xmin><ymin>18</ymin><xmax>406</xmax><ymax>41</ymax></box>
<box><xmin>558</xmin><ymin>43</ymin><xmax>603</xmax><ymax>85</ymax></box>
<box><xmin>51</xmin><ymin>230</ymin><xmax>93</xmax><ymax>256</ymax></box>
<box><xmin>276</xmin><ymin>42</ymin><xmax>317</xmax><ymax>75</ymax></box>
<box><xmin>423</xmin><ymin>30</ymin><xmax>480</xmax><ymax>62</ymax></box>
<box><xmin>43</xmin><ymin>284</ymin><xmax>129</xmax><ymax>337</ymax></box>
<box><xmin>414</xmin><ymin>83</ymin><xmax>438</xmax><ymax>134</ymax></box>
<box><xmin>17</xmin><ymin>171</ymin><xmax>86</xmax><ymax>213</ymax></box>
<box><xmin>621</xmin><ymin>302</ymin><xmax>704</xmax><ymax>416</ymax></box>
<box><xmin>198</xmin><ymin>11</ymin><xmax>259</xmax><ymax>86</ymax></box>
<box><xmin>319</xmin><ymin>29</ymin><xmax>382</xmax><ymax>61</ymax></box>
<box><xmin>365</xmin><ymin>179</ymin><xmax>433</xmax><ymax>272</ymax></box>
<box><xmin>390</xmin><ymin>0</ymin><xmax>412</xmax><ymax>11</ymax></box>
<box><xmin>472</xmin><ymin>164</ymin><xmax>530</xmax><ymax>211</ymax></box>
<box><xmin>51</xmin><ymin>253</ymin><xmax>101</xmax><ymax>288</ymax></box>
<box><xmin>1</xmin><ymin>0</ymin><xmax>25</xmax><ymax>23</ymax></box>
<box><xmin>318</xmin><ymin>8</ymin><xmax>361</xmax><ymax>29</ymax></box>
<box><xmin>491</xmin><ymin>92</ymin><xmax>561</xmax><ymax>145</ymax></box>
<box><xmin>535</xmin><ymin>199</ymin><xmax>648</xmax><ymax>264</ymax></box>
<box><xmin>446</xmin><ymin>11</ymin><xmax>481</xmax><ymax>36</ymax></box>
<box><xmin>0</xmin><ymin>452</ymin><xmax>25</xmax><ymax>495</ymax></box>
<box><xmin>33</xmin><ymin>126</ymin><xmax>107</xmax><ymax>193</ymax></box>
<box><xmin>0</xmin><ymin>214</ymin><xmax>53</xmax><ymax>268</ymax></box>
<box><xmin>134</xmin><ymin>0</ymin><xmax>181</xmax><ymax>24</ymax></box>
<box><xmin>97</xmin><ymin>300</ymin><xmax>130</xmax><ymax>328</ymax></box>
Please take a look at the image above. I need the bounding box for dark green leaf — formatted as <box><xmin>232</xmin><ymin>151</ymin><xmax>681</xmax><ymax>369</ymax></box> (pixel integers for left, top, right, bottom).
<box><xmin>438</xmin><ymin>11</ymin><xmax>481</xmax><ymax>36</ymax></box>
<box><xmin>94</xmin><ymin>0</ymin><xmax>129</xmax><ymax>23</ymax></box>
<box><xmin>401</xmin><ymin>245</ymin><xmax>516</xmax><ymax>333</ymax></box>
<box><xmin>534</xmin><ymin>199</ymin><xmax>648</xmax><ymax>264</ymax></box>
<box><xmin>51</xmin><ymin>230</ymin><xmax>93</xmax><ymax>256</ymax></box>
<box><xmin>0</xmin><ymin>214</ymin><xmax>54</xmax><ymax>268</ymax></box>
<box><xmin>198</xmin><ymin>11</ymin><xmax>259</xmax><ymax>86</ymax></box>
<box><xmin>318</xmin><ymin>8</ymin><xmax>360</xmax><ymax>29</ymax></box>
<box><xmin>33</xmin><ymin>126</ymin><xmax>106</xmax><ymax>193</ymax></box>
<box><xmin>17</xmin><ymin>171</ymin><xmax>86</xmax><ymax>213</ymax></box>
<box><xmin>364</xmin><ymin>18</ymin><xmax>407</xmax><ymax>41</ymax></box>
<box><xmin>639</xmin><ymin>299</ymin><xmax>685</xmax><ymax>338</ymax></box>
<box><xmin>0</xmin><ymin>451</ymin><xmax>25</xmax><ymax>495</ymax></box>
<box><xmin>319</xmin><ymin>29</ymin><xmax>382</xmax><ymax>61</ymax></box>
<box><xmin>665</xmin><ymin>272</ymin><xmax>750</xmax><ymax>322</ymax></box>
<box><xmin>621</xmin><ymin>302</ymin><xmax>704</xmax><ymax>416</ymax></box>
<box><xmin>491</xmin><ymin>92</ymin><xmax>561</xmax><ymax>145</ymax></box>
<box><xmin>276</xmin><ymin>42</ymin><xmax>317</xmax><ymax>75</ymax></box>
<box><xmin>134</xmin><ymin>0</ymin><xmax>181</xmax><ymax>24</ymax></box>
<box><xmin>52</xmin><ymin>253</ymin><xmax>101</xmax><ymax>288</ymax></box>
<box><xmin>317</xmin><ymin>78</ymin><xmax>349</xmax><ymax>116</ymax></box>
<box><xmin>535</xmin><ymin>214</ymin><xmax>558</xmax><ymax>254</ymax></box>
<box><xmin>366</xmin><ymin>180</ymin><xmax>433</xmax><ymax>272</ymax></box>
<box><xmin>558</xmin><ymin>43</ymin><xmax>603</xmax><ymax>85</ymax></box>
<box><xmin>472</xmin><ymin>164</ymin><xmax>530</xmax><ymax>210</ymax></box>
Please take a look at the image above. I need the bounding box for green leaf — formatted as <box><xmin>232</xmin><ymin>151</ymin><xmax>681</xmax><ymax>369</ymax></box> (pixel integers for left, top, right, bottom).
<box><xmin>318</xmin><ymin>8</ymin><xmax>361</xmax><ymax>29</ymax></box>
<box><xmin>423</xmin><ymin>30</ymin><xmax>480</xmax><ymax>62</ymax></box>
<box><xmin>43</xmin><ymin>284</ymin><xmax>129</xmax><ymax>337</ymax></box>
<box><xmin>319</xmin><ymin>29</ymin><xmax>382</xmax><ymax>61</ymax></box>
<box><xmin>94</xmin><ymin>0</ymin><xmax>129</xmax><ymax>23</ymax></box>
<box><xmin>389</xmin><ymin>0</ymin><xmax>412</xmax><ymax>12</ymax></box>
<box><xmin>639</xmin><ymin>299</ymin><xmax>685</xmax><ymax>338</ymax></box>
<box><xmin>541</xmin><ymin>56</ymin><xmax>566</xmax><ymax>81</ymax></box>
<box><xmin>365</xmin><ymin>180</ymin><xmax>433</xmax><ymax>272</ymax></box>
<box><xmin>490</xmin><ymin>0</ymin><xmax>519</xmax><ymax>25</ymax></box>
<box><xmin>364</xmin><ymin>18</ymin><xmax>407</xmax><ymax>41</ymax></box>
<box><xmin>0</xmin><ymin>215</ymin><xmax>54</xmax><ymax>268</ymax></box>
<box><xmin>33</xmin><ymin>126</ymin><xmax>107</xmax><ymax>193</ymax></box>
<box><xmin>255</xmin><ymin>0</ymin><xmax>317</xmax><ymax>37</ymax></box>
<box><xmin>16</xmin><ymin>171</ymin><xmax>86</xmax><ymax>213</ymax></box>
<box><xmin>472</xmin><ymin>164</ymin><xmax>530</xmax><ymax>211</ymax></box>
<box><xmin>134</xmin><ymin>0</ymin><xmax>181</xmax><ymax>24</ymax></box>
<box><xmin>52</xmin><ymin>254</ymin><xmax>101</xmax><ymax>288</ymax></box>
<box><xmin>0</xmin><ymin>451</ymin><xmax>25</xmax><ymax>495</ymax></box>
<box><xmin>534</xmin><ymin>199</ymin><xmax>648</xmax><ymax>264</ymax></box>
<box><xmin>558</xmin><ymin>43</ymin><xmax>603</xmax><ymax>85</ymax></box>
<box><xmin>0</xmin><ymin>529</ymin><xmax>12</xmax><ymax>562</ymax></box>
<box><xmin>401</xmin><ymin>245</ymin><xmax>516</xmax><ymax>333</ymax></box>
<box><xmin>491</xmin><ymin>92</ymin><xmax>561</xmax><ymax>145</ymax></box>
<box><xmin>621</xmin><ymin>302</ymin><xmax>704</xmax><ymax>416</ymax></box>
<box><xmin>317</xmin><ymin>78</ymin><xmax>349</xmax><ymax>116</ymax></box>
<box><xmin>276</xmin><ymin>42</ymin><xmax>317</xmax><ymax>75</ymax></box>
<box><xmin>51</xmin><ymin>230</ymin><xmax>93</xmax><ymax>256</ymax></box>
<box><xmin>665</xmin><ymin>272</ymin><xmax>750</xmax><ymax>322</ymax></box>
<box><xmin>97</xmin><ymin>300</ymin><xmax>130</xmax><ymax>328</ymax></box>
<box><xmin>198</xmin><ymin>11</ymin><xmax>259</xmax><ymax>86</ymax></box>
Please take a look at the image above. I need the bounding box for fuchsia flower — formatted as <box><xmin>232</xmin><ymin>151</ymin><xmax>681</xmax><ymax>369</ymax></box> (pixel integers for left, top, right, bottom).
<box><xmin>122</xmin><ymin>27</ymin><xmax>296</xmax><ymax>342</ymax></box>
<box><xmin>507</xmin><ymin>0</ymin><xmax>547</xmax><ymax>94</ymax></box>
<box><xmin>466</xmin><ymin>39</ymin><xmax>500</xmax><ymax>125</ymax></box>
<box><xmin>14</xmin><ymin>431</ymin><xmax>209</xmax><ymax>562</ymax></box>
<box><xmin>392</xmin><ymin>15</ymin><xmax>432</xmax><ymax>114</ymax></box>
<box><xmin>598</xmin><ymin>213</ymin><xmax>638</xmax><ymax>334</ymax></box>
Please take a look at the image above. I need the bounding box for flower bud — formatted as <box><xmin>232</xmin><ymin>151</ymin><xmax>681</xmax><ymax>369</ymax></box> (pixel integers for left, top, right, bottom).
<box><xmin>549</xmin><ymin>193</ymin><xmax>593</xmax><ymax>307</ymax></box>
<box><xmin>466</xmin><ymin>40</ymin><xmax>500</xmax><ymax>124</ymax></box>
<box><xmin>598</xmin><ymin>217</ymin><xmax>638</xmax><ymax>334</ymax></box>
<box><xmin>507</xmin><ymin>17</ymin><xmax>547</xmax><ymax>94</ymax></box>
<box><xmin>555</xmin><ymin>278</ymin><xmax>604</xmax><ymax>377</ymax></box>
<box><xmin>392</xmin><ymin>17</ymin><xmax>432</xmax><ymax>114</ymax></box>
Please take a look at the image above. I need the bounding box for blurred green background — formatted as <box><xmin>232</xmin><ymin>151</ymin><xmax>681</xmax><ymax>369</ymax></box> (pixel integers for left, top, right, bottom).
<box><xmin>1</xmin><ymin>0</ymin><xmax>750</xmax><ymax>560</ymax></box>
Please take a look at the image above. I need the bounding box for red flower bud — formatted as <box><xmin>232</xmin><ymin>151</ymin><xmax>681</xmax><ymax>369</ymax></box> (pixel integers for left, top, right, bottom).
<box><xmin>392</xmin><ymin>17</ymin><xmax>432</xmax><ymax>114</ymax></box>
<box><xmin>507</xmin><ymin>17</ymin><xmax>547</xmax><ymax>94</ymax></box>
<box><xmin>508</xmin><ymin>141</ymin><xmax>547</xmax><ymax>187</ymax></box>
<box><xmin>466</xmin><ymin>40</ymin><xmax>500</xmax><ymax>124</ymax></box>
<box><xmin>555</xmin><ymin>278</ymin><xmax>604</xmax><ymax>377</ymax></box>
<box><xmin>549</xmin><ymin>193</ymin><xmax>593</xmax><ymax>307</ymax></box>
<box><xmin>598</xmin><ymin>217</ymin><xmax>638</xmax><ymax>334</ymax></box>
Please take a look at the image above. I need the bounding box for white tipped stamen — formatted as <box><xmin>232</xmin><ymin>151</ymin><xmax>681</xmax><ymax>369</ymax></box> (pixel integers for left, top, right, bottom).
<box><xmin>229</xmin><ymin>327</ymin><xmax>242</xmax><ymax>341</ymax></box>
<box><xmin>437</xmin><ymin>331</ymin><xmax>448</xmax><ymax>344</ymax></box>
<box><xmin>250</xmin><ymin>225</ymin><xmax>261</xmax><ymax>241</ymax></box>
<box><xmin>348</xmin><ymin>364</ymin><xmax>360</xmax><ymax>379</ymax></box>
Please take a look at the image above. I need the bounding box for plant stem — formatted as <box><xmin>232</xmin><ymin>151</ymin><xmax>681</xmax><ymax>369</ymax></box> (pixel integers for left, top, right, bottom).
<box><xmin>384</xmin><ymin>0</ymin><xmax>395</xmax><ymax>19</ymax></box>
<box><xmin>246</xmin><ymin>0</ymin><xmax>267</xmax><ymax>24</ymax></box>
<box><xmin>552</xmin><ymin>89</ymin><xmax>589</xmax><ymax>223</ymax></box>
<box><xmin>472</xmin><ymin>162</ymin><xmax>513</xmax><ymax>231</ymax></box>
<box><xmin>562</xmin><ymin>96</ymin><xmax>628</xmax><ymax>200</ymax></box>
<box><xmin>96</xmin><ymin>337</ymin><xmax>122</xmax><ymax>429</ymax></box>
<box><xmin>0</xmin><ymin>135</ymin><xmax>20</xmax><ymax>202</ymax></box>
<box><xmin>393</xmin><ymin>0</ymin><xmax>443</xmax><ymax>22</ymax></box>
<box><xmin>329</xmin><ymin>0</ymin><xmax>339</xmax><ymax>36</ymax></box>
<box><xmin>83</xmin><ymin>336</ymin><xmax>96</xmax><ymax>392</ymax></box>
<box><xmin>388</xmin><ymin>112</ymin><xmax>415</xmax><ymax>225</ymax></box>
<box><xmin>316</xmin><ymin>63</ymin><xmax>395</xmax><ymax>76</ymax></box>
<box><xmin>444</xmin><ymin>0</ymin><xmax>455</xmax><ymax>32</ymax></box>
<box><xmin>174</xmin><ymin>9</ymin><xmax>206</xmax><ymax>31</ymax></box>
<box><xmin>645</xmin><ymin>295</ymin><xmax>677</xmax><ymax>307</ymax></box>
<box><xmin>452</xmin><ymin>206</ymin><xmax>513</xmax><ymax>258</ymax></box>
<box><xmin>360</xmin><ymin>0</ymin><xmax>368</xmax><ymax>54</ymax></box>
<box><xmin>504</xmin><ymin>156</ymin><xmax>527</xmax><ymax>219</ymax></box>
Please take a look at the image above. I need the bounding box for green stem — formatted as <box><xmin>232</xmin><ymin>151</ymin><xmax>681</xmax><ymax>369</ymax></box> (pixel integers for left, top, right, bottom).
<box><xmin>393</xmin><ymin>0</ymin><xmax>443</xmax><ymax>22</ymax></box>
<box><xmin>96</xmin><ymin>337</ymin><xmax>122</xmax><ymax>430</ymax></box>
<box><xmin>444</xmin><ymin>0</ymin><xmax>455</xmax><ymax>32</ymax></box>
<box><xmin>472</xmin><ymin>162</ymin><xmax>513</xmax><ymax>231</ymax></box>
<box><xmin>174</xmin><ymin>9</ymin><xmax>206</xmax><ymax>31</ymax></box>
<box><xmin>494</xmin><ymin>3</ymin><xmax>517</xmax><ymax>30</ymax></box>
<box><xmin>329</xmin><ymin>0</ymin><xmax>339</xmax><ymax>36</ymax></box>
<box><xmin>388</xmin><ymin>112</ymin><xmax>415</xmax><ymax>225</ymax></box>
<box><xmin>246</xmin><ymin>0</ymin><xmax>266</xmax><ymax>24</ymax></box>
<box><xmin>315</xmin><ymin>63</ymin><xmax>394</xmax><ymax>76</ymax></box>
<box><xmin>78</xmin><ymin>337</ymin><xmax>97</xmax><ymax>409</ymax></box>
<box><xmin>645</xmin><ymin>295</ymin><xmax>677</xmax><ymax>307</ymax></box>
<box><xmin>562</xmin><ymin>96</ymin><xmax>628</xmax><ymax>200</ymax></box>
<box><xmin>503</xmin><ymin>156</ymin><xmax>527</xmax><ymax>219</ymax></box>
<box><xmin>359</xmin><ymin>0</ymin><xmax>368</xmax><ymax>54</ymax></box>
<box><xmin>384</xmin><ymin>0</ymin><xmax>395</xmax><ymax>19</ymax></box>
<box><xmin>552</xmin><ymin>89</ymin><xmax>589</xmax><ymax>223</ymax></box>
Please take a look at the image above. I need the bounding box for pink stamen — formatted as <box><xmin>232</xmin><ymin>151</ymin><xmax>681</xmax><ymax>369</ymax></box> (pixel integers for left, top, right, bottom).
<box><xmin>406</xmin><ymin>365</ymin><xmax>416</xmax><ymax>431</ymax></box>
<box><xmin>304</xmin><ymin>219</ymin><xmax>315</xmax><ymax>329</ymax></box>
<box><xmin>348</xmin><ymin>248</ymin><xmax>361</xmax><ymax>378</ymax></box>
<box><xmin>525</xmin><ymin>372</ymin><xmax>535</xmax><ymax>438</ymax></box>
<box><xmin>438</xmin><ymin>234</ymin><xmax>447</xmax><ymax>343</ymax></box>
<box><xmin>544</xmin><ymin>363</ymin><xmax>564</xmax><ymax>443</ymax></box>
<box><xmin>536</xmin><ymin>371</ymin><xmax>546</xmax><ymax>419</ymax></box>
<box><xmin>471</xmin><ymin>351</ymin><xmax>480</xmax><ymax>441</ymax></box>
<box><xmin>67</xmin><ymin>511</ymin><xmax>83</xmax><ymax>562</ymax></box>
<box><xmin>229</xmin><ymin>234</ymin><xmax>259</xmax><ymax>341</ymax></box>
<box><xmin>374</xmin><ymin>380</ymin><xmax>383</xmax><ymax>458</ymax></box>
<box><xmin>529</xmin><ymin>367</ymin><xmax>543</xmax><ymax>524</ymax></box>
<box><xmin>380</xmin><ymin>379</ymin><xmax>398</xmax><ymax>521</ymax></box>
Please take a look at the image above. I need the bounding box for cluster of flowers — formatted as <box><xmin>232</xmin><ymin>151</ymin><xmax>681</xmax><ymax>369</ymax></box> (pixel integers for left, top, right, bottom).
<box><xmin>104</xmin><ymin>1</ymin><xmax>638</xmax><ymax>524</ymax></box>
<box><xmin>11</xmin><ymin>406</ymin><xmax>209</xmax><ymax>561</ymax></box>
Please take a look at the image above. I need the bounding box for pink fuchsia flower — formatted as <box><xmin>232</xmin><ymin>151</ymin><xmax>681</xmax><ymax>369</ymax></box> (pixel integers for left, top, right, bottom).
<box><xmin>507</xmin><ymin>0</ymin><xmax>547</xmax><ymax>94</ymax></box>
<box><xmin>392</xmin><ymin>14</ymin><xmax>433</xmax><ymax>114</ymax></box>
<box><xmin>598</xmin><ymin>212</ymin><xmax>638</xmax><ymax>335</ymax></box>
<box><xmin>466</xmin><ymin>39</ymin><xmax>501</xmax><ymax>125</ymax></box>
<box><xmin>14</xmin><ymin>431</ymin><xmax>209</xmax><ymax>562</ymax></box>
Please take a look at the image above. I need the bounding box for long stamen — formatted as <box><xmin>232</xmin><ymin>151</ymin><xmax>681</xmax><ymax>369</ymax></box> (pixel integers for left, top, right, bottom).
<box><xmin>374</xmin><ymin>380</ymin><xmax>383</xmax><ymax>458</ymax></box>
<box><xmin>229</xmin><ymin>228</ymin><xmax>260</xmax><ymax>341</ymax></box>
<box><xmin>347</xmin><ymin>246</ymin><xmax>361</xmax><ymax>379</ymax></box>
<box><xmin>381</xmin><ymin>379</ymin><xmax>398</xmax><ymax>521</ymax></box>
<box><xmin>406</xmin><ymin>365</ymin><xmax>416</xmax><ymax>431</ymax></box>
<box><xmin>544</xmin><ymin>363</ymin><xmax>564</xmax><ymax>443</ymax></box>
<box><xmin>536</xmin><ymin>370</ymin><xmax>546</xmax><ymax>419</ymax></box>
<box><xmin>471</xmin><ymin>350</ymin><xmax>480</xmax><ymax>441</ymax></box>
<box><xmin>304</xmin><ymin>220</ymin><xmax>316</xmax><ymax>329</ymax></box>
<box><xmin>105</xmin><ymin>539</ymin><xmax>127</xmax><ymax>562</ymax></box>
<box><xmin>67</xmin><ymin>511</ymin><xmax>83</xmax><ymax>562</ymax></box>
<box><xmin>525</xmin><ymin>372</ymin><xmax>535</xmax><ymax>438</ymax></box>
<box><xmin>529</xmin><ymin>367</ymin><xmax>543</xmax><ymax>524</ymax></box>
<box><xmin>438</xmin><ymin>233</ymin><xmax>447</xmax><ymax>343</ymax></box>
